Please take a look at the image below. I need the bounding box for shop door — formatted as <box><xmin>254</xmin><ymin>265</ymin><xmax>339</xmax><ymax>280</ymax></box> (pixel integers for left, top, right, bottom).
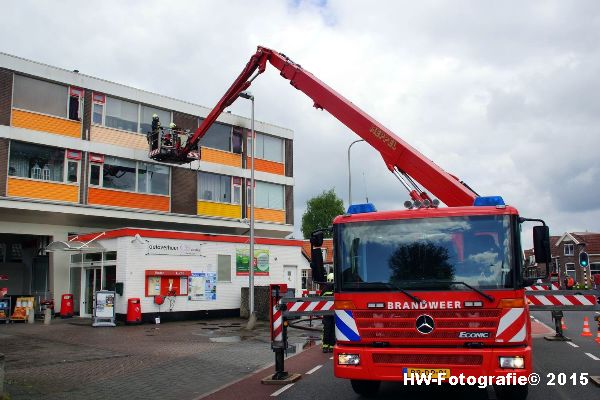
<box><xmin>82</xmin><ymin>268</ymin><xmax>102</xmax><ymax>317</ymax></box>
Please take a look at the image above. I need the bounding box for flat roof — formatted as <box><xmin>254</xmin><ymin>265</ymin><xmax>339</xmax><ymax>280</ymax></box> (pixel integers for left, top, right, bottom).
<box><xmin>75</xmin><ymin>228</ymin><xmax>303</xmax><ymax>248</ymax></box>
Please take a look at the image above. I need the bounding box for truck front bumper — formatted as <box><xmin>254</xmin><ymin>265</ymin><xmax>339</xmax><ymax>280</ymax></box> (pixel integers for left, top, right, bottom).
<box><xmin>334</xmin><ymin>345</ymin><xmax>532</xmax><ymax>382</ymax></box>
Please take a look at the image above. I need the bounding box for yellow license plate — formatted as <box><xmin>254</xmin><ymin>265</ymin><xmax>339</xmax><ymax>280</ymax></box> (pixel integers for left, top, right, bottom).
<box><xmin>405</xmin><ymin>368</ymin><xmax>451</xmax><ymax>379</ymax></box>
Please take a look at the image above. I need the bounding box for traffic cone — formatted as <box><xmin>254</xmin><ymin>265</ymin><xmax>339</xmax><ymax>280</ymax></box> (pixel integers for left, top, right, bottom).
<box><xmin>581</xmin><ymin>317</ymin><xmax>592</xmax><ymax>337</ymax></box>
<box><xmin>561</xmin><ymin>319</ymin><xmax>567</xmax><ymax>331</ymax></box>
<box><xmin>595</xmin><ymin>329</ymin><xmax>600</xmax><ymax>344</ymax></box>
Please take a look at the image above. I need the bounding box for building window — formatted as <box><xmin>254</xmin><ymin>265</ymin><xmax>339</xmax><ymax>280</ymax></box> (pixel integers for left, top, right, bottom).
<box><xmin>103</xmin><ymin>156</ymin><xmax>137</xmax><ymax>191</ymax></box>
<box><xmin>249</xmin><ymin>133</ymin><xmax>283</xmax><ymax>163</ymax></box>
<box><xmin>217</xmin><ymin>255</ymin><xmax>232</xmax><ymax>282</ymax></box>
<box><xmin>232</xmin><ymin>127</ymin><xmax>243</xmax><ymax>154</ymax></box>
<box><xmin>301</xmin><ymin>269</ymin><xmax>308</xmax><ymax>289</ymax></box>
<box><xmin>590</xmin><ymin>263</ymin><xmax>600</xmax><ymax>275</ymax></box>
<box><xmin>13</xmin><ymin>75</ymin><xmax>68</xmax><ymax>118</ymax></box>
<box><xmin>199</xmin><ymin>122</ymin><xmax>232</xmax><ymax>152</ymax></box>
<box><xmin>105</xmin><ymin>96</ymin><xmax>139</xmax><ymax>133</ymax></box>
<box><xmin>140</xmin><ymin>105</ymin><xmax>170</xmax><ymax>134</ymax></box>
<box><xmin>198</xmin><ymin>172</ymin><xmax>232</xmax><ymax>203</ymax></box>
<box><xmin>9</xmin><ymin>141</ymin><xmax>66</xmax><ymax>183</ymax></box>
<box><xmin>89</xmin><ymin>156</ymin><xmax>169</xmax><ymax>195</ymax></box>
<box><xmin>137</xmin><ymin>162</ymin><xmax>170</xmax><ymax>195</ymax></box>
<box><xmin>565</xmin><ymin>262</ymin><xmax>575</xmax><ymax>277</ymax></box>
<box><xmin>68</xmin><ymin>87</ymin><xmax>84</xmax><ymax>121</ymax></box>
<box><xmin>92</xmin><ymin>93</ymin><xmax>105</xmax><ymax>125</ymax></box>
<box><xmin>564</xmin><ymin>244</ymin><xmax>574</xmax><ymax>256</ymax></box>
<box><xmin>254</xmin><ymin>181</ymin><xmax>284</xmax><ymax>209</ymax></box>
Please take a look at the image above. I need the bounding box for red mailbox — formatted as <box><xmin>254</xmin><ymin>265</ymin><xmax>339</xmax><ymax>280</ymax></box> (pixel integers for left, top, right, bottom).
<box><xmin>60</xmin><ymin>294</ymin><xmax>74</xmax><ymax>318</ymax></box>
<box><xmin>127</xmin><ymin>298</ymin><xmax>142</xmax><ymax>324</ymax></box>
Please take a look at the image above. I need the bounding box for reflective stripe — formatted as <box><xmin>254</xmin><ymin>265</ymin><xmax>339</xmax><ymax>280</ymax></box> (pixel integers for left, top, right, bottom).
<box><xmin>496</xmin><ymin>308</ymin><xmax>524</xmax><ymax>337</ymax></box>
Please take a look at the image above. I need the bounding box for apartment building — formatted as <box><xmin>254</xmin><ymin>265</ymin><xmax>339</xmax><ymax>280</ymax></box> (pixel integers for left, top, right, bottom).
<box><xmin>0</xmin><ymin>52</ymin><xmax>296</xmax><ymax>314</ymax></box>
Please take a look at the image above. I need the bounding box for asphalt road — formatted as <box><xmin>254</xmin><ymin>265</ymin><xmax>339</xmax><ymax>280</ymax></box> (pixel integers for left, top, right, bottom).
<box><xmin>250</xmin><ymin>311</ymin><xmax>600</xmax><ymax>400</ymax></box>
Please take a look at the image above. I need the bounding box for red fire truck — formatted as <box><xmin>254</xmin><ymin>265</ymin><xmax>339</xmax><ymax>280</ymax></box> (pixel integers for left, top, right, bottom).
<box><xmin>148</xmin><ymin>46</ymin><xmax>577</xmax><ymax>400</ymax></box>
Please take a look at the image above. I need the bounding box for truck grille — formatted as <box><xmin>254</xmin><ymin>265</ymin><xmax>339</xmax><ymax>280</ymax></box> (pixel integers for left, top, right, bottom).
<box><xmin>353</xmin><ymin>310</ymin><xmax>501</xmax><ymax>341</ymax></box>
<box><xmin>372</xmin><ymin>353</ymin><xmax>483</xmax><ymax>366</ymax></box>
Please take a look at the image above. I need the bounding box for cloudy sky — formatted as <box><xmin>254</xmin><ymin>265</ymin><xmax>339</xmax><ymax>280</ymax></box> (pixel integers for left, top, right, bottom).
<box><xmin>2</xmin><ymin>0</ymin><xmax>599</xmax><ymax>244</ymax></box>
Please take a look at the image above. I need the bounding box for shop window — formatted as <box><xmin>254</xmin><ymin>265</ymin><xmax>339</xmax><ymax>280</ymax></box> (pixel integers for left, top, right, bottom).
<box><xmin>198</xmin><ymin>172</ymin><xmax>232</xmax><ymax>203</ymax></box>
<box><xmin>217</xmin><ymin>255</ymin><xmax>232</xmax><ymax>282</ymax></box>
<box><xmin>10</xmin><ymin>244</ymin><xmax>23</xmax><ymax>262</ymax></box>
<box><xmin>138</xmin><ymin>162</ymin><xmax>170</xmax><ymax>195</ymax></box>
<box><xmin>103</xmin><ymin>265</ymin><xmax>116</xmax><ymax>292</ymax></box>
<box><xmin>9</xmin><ymin>141</ymin><xmax>65</xmax><ymax>183</ymax></box>
<box><xmin>13</xmin><ymin>75</ymin><xmax>68</xmax><ymax>118</ymax></box>
<box><xmin>249</xmin><ymin>132</ymin><xmax>283</xmax><ymax>162</ymax></box>
<box><xmin>84</xmin><ymin>253</ymin><xmax>102</xmax><ymax>262</ymax></box>
<box><xmin>140</xmin><ymin>105</ymin><xmax>170</xmax><ymax>134</ymax></box>
<box><xmin>199</xmin><ymin>122</ymin><xmax>232</xmax><ymax>152</ymax></box>
<box><xmin>70</xmin><ymin>253</ymin><xmax>82</xmax><ymax>263</ymax></box>
<box><xmin>105</xmin><ymin>96</ymin><xmax>138</xmax><ymax>133</ymax></box>
<box><xmin>254</xmin><ymin>181</ymin><xmax>284</xmax><ymax>209</ymax></box>
<box><xmin>104</xmin><ymin>251</ymin><xmax>117</xmax><ymax>261</ymax></box>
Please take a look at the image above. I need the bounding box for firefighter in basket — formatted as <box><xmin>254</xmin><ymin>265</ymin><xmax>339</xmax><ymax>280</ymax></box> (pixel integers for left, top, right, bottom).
<box><xmin>321</xmin><ymin>272</ymin><xmax>335</xmax><ymax>353</ymax></box>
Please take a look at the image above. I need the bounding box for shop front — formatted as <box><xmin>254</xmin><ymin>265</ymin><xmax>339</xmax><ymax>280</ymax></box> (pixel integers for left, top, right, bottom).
<box><xmin>67</xmin><ymin>228</ymin><xmax>310</xmax><ymax>322</ymax></box>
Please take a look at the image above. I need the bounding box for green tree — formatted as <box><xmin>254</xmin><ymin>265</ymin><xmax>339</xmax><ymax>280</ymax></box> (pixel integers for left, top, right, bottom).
<box><xmin>301</xmin><ymin>189</ymin><xmax>345</xmax><ymax>239</ymax></box>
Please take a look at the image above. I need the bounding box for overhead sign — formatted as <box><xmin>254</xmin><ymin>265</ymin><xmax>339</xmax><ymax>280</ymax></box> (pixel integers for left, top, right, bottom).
<box><xmin>236</xmin><ymin>249</ymin><xmax>269</xmax><ymax>276</ymax></box>
<box><xmin>145</xmin><ymin>240</ymin><xmax>202</xmax><ymax>256</ymax></box>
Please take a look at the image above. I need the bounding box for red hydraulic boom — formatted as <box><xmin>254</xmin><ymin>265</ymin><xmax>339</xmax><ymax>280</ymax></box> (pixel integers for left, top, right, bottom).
<box><xmin>151</xmin><ymin>46</ymin><xmax>477</xmax><ymax>207</ymax></box>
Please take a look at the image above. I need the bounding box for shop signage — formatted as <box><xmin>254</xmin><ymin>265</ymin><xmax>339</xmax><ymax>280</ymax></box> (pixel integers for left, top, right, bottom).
<box><xmin>145</xmin><ymin>240</ymin><xmax>202</xmax><ymax>256</ymax></box>
<box><xmin>188</xmin><ymin>272</ymin><xmax>217</xmax><ymax>301</ymax></box>
<box><xmin>236</xmin><ymin>249</ymin><xmax>269</xmax><ymax>276</ymax></box>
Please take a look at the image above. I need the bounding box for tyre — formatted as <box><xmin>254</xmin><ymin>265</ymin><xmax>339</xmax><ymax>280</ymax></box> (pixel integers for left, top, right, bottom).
<box><xmin>350</xmin><ymin>380</ymin><xmax>381</xmax><ymax>397</ymax></box>
<box><xmin>494</xmin><ymin>384</ymin><xmax>529</xmax><ymax>400</ymax></box>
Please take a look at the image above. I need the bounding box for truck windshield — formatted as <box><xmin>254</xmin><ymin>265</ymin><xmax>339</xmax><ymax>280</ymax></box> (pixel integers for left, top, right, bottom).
<box><xmin>336</xmin><ymin>215</ymin><xmax>515</xmax><ymax>291</ymax></box>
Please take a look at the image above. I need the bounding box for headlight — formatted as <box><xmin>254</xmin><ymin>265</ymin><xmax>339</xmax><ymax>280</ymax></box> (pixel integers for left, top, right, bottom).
<box><xmin>499</xmin><ymin>356</ymin><xmax>525</xmax><ymax>369</ymax></box>
<box><xmin>338</xmin><ymin>353</ymin><xmax>360</xmax><ymax>365</ymax></box>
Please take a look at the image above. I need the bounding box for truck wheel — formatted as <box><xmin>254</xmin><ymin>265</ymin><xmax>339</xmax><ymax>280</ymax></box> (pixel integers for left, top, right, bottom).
<box><xmin>494</xmin><ymin>384</ymin><xmax>529</xmax><ymax>400</ymax></box>
<box><xmin>350</xmin><ymin>380</ymin><xmax>380</xmax><ymax>397</ymax></box>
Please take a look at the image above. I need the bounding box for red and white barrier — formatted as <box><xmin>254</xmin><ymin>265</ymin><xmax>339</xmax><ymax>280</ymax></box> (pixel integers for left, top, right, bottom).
<box><xmin>524</xmin><ymin>283</ymin><xmax>560</xmax><ymax>291</ymax></box>
<box><xmin>286</xmin><ymin>300</ymin><xmax>334</xmax><ymax>313</ymax></box>
<box><xmin>272</xmin><ymin>304</ymin><xmax>283</xmax><ymax>341</ymax></box>
<box><xmin>526</xmin><ymin>294</ymin><xmax>596</xmax><ymax>307</ymax></box>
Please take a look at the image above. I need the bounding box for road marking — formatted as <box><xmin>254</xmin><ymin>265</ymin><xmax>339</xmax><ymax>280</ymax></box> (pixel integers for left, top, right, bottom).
<box><xmin>329</xmin><ymin>356</ymin><xmax>333</xmax><ymax>360</ymax></box>
<box><xmin>585</xmin><ymin>353</ymin><xmax>600</xmax><ymax>361</ymax></box>
<box><xmin>306</xmin><ymin>365</ymin><xmax>323</xmax><ymax>375</ymax></box>
<box><xmin>566</xmin><ymin>341</ymin><xmax>579</xmax><ymax>348</ymax></box>
<box><xmin>271</xmin><ymin>384</ymin><xmax>295</xmax><ymax>397</ymax></box>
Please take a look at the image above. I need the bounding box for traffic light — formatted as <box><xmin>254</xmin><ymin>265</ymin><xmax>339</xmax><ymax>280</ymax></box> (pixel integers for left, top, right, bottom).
<box><xmin>579</xmin><ymin>251</ymin><xmax>589</xmax><ymax>267</ymax></box>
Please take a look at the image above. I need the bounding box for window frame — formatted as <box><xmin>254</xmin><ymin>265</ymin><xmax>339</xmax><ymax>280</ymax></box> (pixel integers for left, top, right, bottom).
<box><xmin>88</xmin><ymin>155</ymin><xmax>170</xmax><ymax>196</ymax></box>
<box><xmin>564</xmin><ymin>243</ymin><xmax>574</xmax><ymax>256</ymax></box>
<box><xmin>251</xmin><ymin>181</ymin><xmax>285</xmax><ymax>210</ymax></box>
<box><xmin>8</xmin><ymin>141</ymin><xmax>82</xmax><ymax>185</ymax></box>
<box><xmin>248</xmin><ymin>132</ymin><xmax>284</xmax><ymax>163</ymax></box>
<box><xmin>197</xmin><ymin>171</ymin><xmax>238</xmax><ymax>204</ymax></box>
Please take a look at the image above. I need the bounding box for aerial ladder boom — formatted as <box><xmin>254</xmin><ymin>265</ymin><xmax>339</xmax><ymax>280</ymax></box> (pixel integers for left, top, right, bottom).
<box><xmin>163</xmin><ymin>46</ymin><xmax>478</xmax><ymax>207</ymax></box>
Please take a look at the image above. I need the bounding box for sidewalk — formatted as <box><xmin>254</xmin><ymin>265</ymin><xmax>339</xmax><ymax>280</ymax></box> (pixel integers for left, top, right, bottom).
<box><xmin>0</xmin><ymin>316</ymin><xmax>318</xmax><ymax>400</ymax></box>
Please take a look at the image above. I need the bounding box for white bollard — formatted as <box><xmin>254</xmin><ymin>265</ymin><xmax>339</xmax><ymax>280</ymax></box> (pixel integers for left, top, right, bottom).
<box><xmin>44</xmin><ymin>307</ymin><xmax>52</xmax><ymax>325</ymax></box>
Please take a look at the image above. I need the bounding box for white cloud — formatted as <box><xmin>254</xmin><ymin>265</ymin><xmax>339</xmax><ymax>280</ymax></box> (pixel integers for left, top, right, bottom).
<box><xmin>2</xmin><ymin>0</ymin><xmax>599</xmax><ymax>245</ymax></box>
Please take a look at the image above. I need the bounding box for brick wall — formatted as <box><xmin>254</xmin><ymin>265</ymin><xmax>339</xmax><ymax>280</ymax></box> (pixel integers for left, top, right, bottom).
<box><xmin>285</xmin><ymin>139</ymin><xmax>293</xmax><ymax>177</ymax></box>
<box><xmin>0</xmin><ymin>68</ymin><xmax>12</xmax><ymax>126</ymax></box>
<box><xmin>0</xmin><ymin>138</ymin><xmax>8</xmax><ymax>196</ymax></box>
<box><xmin>82</xmin><ymin>90</ymin><xmax>92</xmax><ymax>140</ymax></box>
<box><xmin>285</xmin><ymin>186</ymin><xmax>294</xmax><ymax>225</ymax></box>
<box><xmin>171</xmin><ymin>167</ymin><xmax>197</xmax><ymax>215</ymax></box>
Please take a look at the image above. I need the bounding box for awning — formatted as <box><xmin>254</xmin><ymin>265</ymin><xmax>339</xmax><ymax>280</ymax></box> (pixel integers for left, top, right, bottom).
<box><xmin>45</xmin><ymin>232</ymin><xmax>106</xmax><ymax>252</ymax></box>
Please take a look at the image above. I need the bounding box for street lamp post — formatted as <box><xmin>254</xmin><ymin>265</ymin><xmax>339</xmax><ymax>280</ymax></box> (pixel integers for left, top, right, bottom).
<box><xmin>347</xmin><ymin>139</ymin><xmax>365</xmax><ymax>206</ymax></box>
<box><xmin>239</xmin><ymin>91</ymin><xmax>256</xmax><ymax>329</ymax></box>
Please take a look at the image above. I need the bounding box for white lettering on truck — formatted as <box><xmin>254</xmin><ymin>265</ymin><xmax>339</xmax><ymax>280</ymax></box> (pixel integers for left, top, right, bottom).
<box><xmin>387</xmin><ymin>301</ymin><xmax>461</xmax><ymax>310</ymax></box>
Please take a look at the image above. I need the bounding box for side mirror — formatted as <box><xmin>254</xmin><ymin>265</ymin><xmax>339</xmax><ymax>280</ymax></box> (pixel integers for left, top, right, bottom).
<box><xmin>533</xmin><ymin>226</ymin><xmax>550</xmax><ymax>264</ymax></box>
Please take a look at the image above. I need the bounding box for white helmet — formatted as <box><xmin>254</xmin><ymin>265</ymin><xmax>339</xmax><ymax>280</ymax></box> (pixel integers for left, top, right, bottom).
<box><xmin>327</xmin><ymin>272</ymin><xmax>334</xmax><ymax>282</ymax></box>
<box><xmin>169</xmin><ymin>122</ymin><xmax>176</xmax><ymax>129</ymax></box>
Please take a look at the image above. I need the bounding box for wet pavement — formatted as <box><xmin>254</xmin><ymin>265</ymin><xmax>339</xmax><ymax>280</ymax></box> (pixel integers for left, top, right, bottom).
<box><xmin>0</xmin><ymin>316</ymin><xmax>320</xmax><ymax>400</ymax></box>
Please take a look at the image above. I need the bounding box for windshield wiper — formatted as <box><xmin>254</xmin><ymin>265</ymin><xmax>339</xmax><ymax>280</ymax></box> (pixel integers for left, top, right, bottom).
<box><xmin>451</xmin><ymin>281</ymin><xmax>495</xmax><ymax>303</ymax></box>
<box><xmin>358</xmin><ymin>282</ymin><xmax>422</xmax><ymax>304</ymax></box>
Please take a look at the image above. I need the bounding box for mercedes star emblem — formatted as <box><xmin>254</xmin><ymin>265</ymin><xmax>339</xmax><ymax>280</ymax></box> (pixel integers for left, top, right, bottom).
<box><xmin>415</xmin><ymin>314</ymin><xmax>435</xmax><ymax>334</ymax></box>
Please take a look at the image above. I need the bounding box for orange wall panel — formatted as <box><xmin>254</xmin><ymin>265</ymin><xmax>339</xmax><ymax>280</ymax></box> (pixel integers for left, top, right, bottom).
<box><xmin>90</xmin><ymin>126</ymin><xmax>148</xmax><ymax>150</ymax></box>
<box><xmin>12</xmin><ymin>109</ymin><xmax>81</xmax><ymax>138</ymax></box>
<box><xmin>246</xmin><ymin>157</ymin><xmax>285</xmax><ymax>175</ymax></box>
<box><xmin>247</xmin><ymin>207</ymin><xmax>286</xmax><ymax>224</ymax></box>
<box><xmin>88</xmin><ymin>188</ymin><xmax>169</xmax><ymax>212</ymax></box>
<box><xmin>202</xmin><ymin>148</ymin><xmax>242</xmax><ymax>168</ymax></box>
<box><xmin>7</xmin><ymin>177</ymin><xmax>78</xmax><ymax>203</ymax></box>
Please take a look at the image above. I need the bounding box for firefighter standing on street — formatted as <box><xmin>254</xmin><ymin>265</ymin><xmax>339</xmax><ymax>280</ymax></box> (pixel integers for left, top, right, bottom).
<box><xmin>322</xmin><ymin>272</ymin><xmax>335</xmax><ymax>352</ymax></box>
